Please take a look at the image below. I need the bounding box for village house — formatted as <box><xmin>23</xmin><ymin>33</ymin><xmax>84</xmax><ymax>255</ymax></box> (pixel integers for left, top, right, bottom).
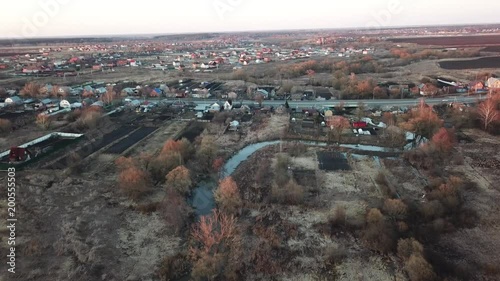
<box><xmin>5</xmin><ymin>96</ymin><xmax>23</xmax><ymax>106</ymax></box>
<box><xmin>486</xmin><ymin>77</ymin><xmax>500</xmax><ymax>89</ymax></box>
<box><xmin>468</xmin><ymin>81</ymin><xmax>485</xmax><ymax>92</ymax></box>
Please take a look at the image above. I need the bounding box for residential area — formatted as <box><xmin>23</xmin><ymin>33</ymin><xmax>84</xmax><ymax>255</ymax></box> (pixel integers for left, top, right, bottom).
<box><xmin>0</xmin><ymin>24</ymin><xmax>500</xmax><ymax>281</ymax></box>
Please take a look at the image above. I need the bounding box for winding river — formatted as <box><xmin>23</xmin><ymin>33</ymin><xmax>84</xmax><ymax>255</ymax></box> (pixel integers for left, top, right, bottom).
<box><xmin>190</xmin><ymin>140</ymin><xmax>400</xmax><ymax>217</ymax></box>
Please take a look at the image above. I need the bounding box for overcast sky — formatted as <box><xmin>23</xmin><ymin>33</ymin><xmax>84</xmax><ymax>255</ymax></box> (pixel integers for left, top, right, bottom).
<box><xmin>1</xmin><ymin>0</ymin><xmax>499</xmax><ymax>38</ymax></box>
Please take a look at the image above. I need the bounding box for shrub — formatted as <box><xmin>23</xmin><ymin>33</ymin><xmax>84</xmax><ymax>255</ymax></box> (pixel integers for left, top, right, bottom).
<box><xmin>383</xmin><ymin>199</ymin><xmax>408</xmax><ymax>220</ymax></box>
<box><xmin>22</xmin><ymin>239</ymin><xmax>42</xmax><ymax>257</ymax></box>
<box><xmin>65</xmin><ymin>109</ymin><xmax>82</xmax><ymax>122</ymax></box>
<box><xmin>362</xmin><ymin>208</ymin><xmax>397</xmax><ymax>253</ymax></box>
<box><xmin>196</xmin><ymin>136</ymin><xmax>217</xmax><ymax>171</ymax></box>
<box><xmin>160</xmin><ymin>190</ymin><xmax>192</xmax><ymax>235</ymax></box>
<box><xmin>431</xmin><ymin>128</ymin><xmax>456</xmax><ymax>153</ymax></box>
<box><xmin>287</xmin><ymin>142</ymin><xmax>307</xmax><ymax>157</ymax></box>
<box><xmin>136</xmin><ymin>202</ymin><xmax>159</xmax><ymax>214</ymax></box>
<box><xmin>36</xmin><ymin>114</ymin><xmax>52</xmax><ymax>130</ymax></box>
<box><xmin>117</xmin><ymin>165</ymin><xmax>151</xmax><ymax>199</ymax></box>
<box><xmin>115</xmin><ymin>156</ymin><xmax>135</xmax><ymax>170</ymax></box>
<box><xmin>161</xmin><ymin>138</ymin><xmax>192</xmax><ymax>162</ymax></box>
<box><xmin>252</xmin><ymin>224</ymin><xmax>281</xmax><ymax>248</ymax></box>
<box><xmin>275</xmin><ymin>153</ymin><xmax>291</xmax><ymax>171</ymax></box>
<box><xmin>362</xmin><ymin>222</ymin><xmax>396</xmax><ymax>254</ymax></box>
<box><xmin>249</xmin><ymin>241</ymin><xmax>283</xmax><ymax>275</ymax></box>
<box><xmin>66</xmin><ymin>152</ymin><xmax>83</xmax><ymax>174</ymax></box>
<box><xmin>189</xmin><ymin>209</ymin><xmax>240</xmax><ymax>281</ymax></box>
<box><xmin>274</xmin><ymin>172</ymin><xmax>290</xmax><ymax>187</ymax></box>
<box><xmin>420</xmin><ymin>200</ymin><xmax>445</xmax><ymax>220</ymax></box>
<box><xmin>375</xmin><ymin>172</ymin><xmax>396</xmax><ymax>197</ymax></box>
<box><xmin>399</xmin><ymin>100</ymin><xmax>443</xmax><ymax>138</ymax></box>
<box><xmin>118</xmin><ymin>167</ymin><xmax>150</xmax><ymax>197</ymax></box>
<box><xmin>75</xmin><ymin>108</ymin><xmax>103</xmax><ymax>130</ymax></box>
<box><xmin>329</xmin><ymin>206</ymin><xmax>346</xmax><ymax>227</ymax></box>
<box><xmin>397</xmin><ymin>238</ymin><xmax>424</xmax><ymax>261</ymax></box>
<box><xmin>274</xmin><ymin>153</ymin><xmax>291</xmax><ymax>186</ymax></box>
<box><xmin>165</xmin><ymin>165</ymin><xmax>192</xmax><ymax>195</ymax></box>
<box><xmin>271</xmin><ymin>180</ymin><xmax>304</xmax><ymax>205</ymax></box>
<box><xmin>375</xmin><ymin>172</ymin><xmax>388</xmax><ymax>185</ymax></box>
<box><xmin>366</xmin><ymin>208</ymin><xmax>384</xmax><ymax>224</ymax></box>
<box><xmin>157</xmin><ymin>253</ymin><xmax>191</xmax><ymax>281</ymax></box>
<box><xmin>396</xmin><ymin>221</ymin><xmax>409</xmax><ymax>233</ymax></box>
<box><xmin>0</xmin><ymin>118</ymin><xmax>12</xmax><ymax>135</ymax></box>
<box><xmin>212</xmin><ymin>157</ymin><xmax>225</xmax><ymax>175</ymax></box>
<box><xmin>214</xmin><ymin>177</ymin><xmax>242</xmax><ymax>215</ymax></box>
<box><xmin>426</xmin><ymin>176</ymin><xmax>464</xmax><ymax>213</ymax></box>
<box><xmin>405</xmin><ymin>254</ymin><xmax>437</xmax><ymax>281</ymax></box>
<box><xmin>149</xmin><ymin>152</ymin><xmax>183</xmax><ymax>184</ymax></box>
<box><xmin>323</xmin><ymin>246</ymin><xmax>347</xmax><ymax>267</ymax></box>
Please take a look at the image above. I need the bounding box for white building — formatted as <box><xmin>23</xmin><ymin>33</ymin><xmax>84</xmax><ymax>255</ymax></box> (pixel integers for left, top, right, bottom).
<box><xmin>59</xmin><ymin>100</ymin><xmax>71</xmax><ymax>108</ymax></box>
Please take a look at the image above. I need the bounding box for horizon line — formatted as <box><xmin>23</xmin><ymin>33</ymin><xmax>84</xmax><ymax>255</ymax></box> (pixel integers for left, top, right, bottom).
<box><xmin>2</xmin><ymin>22</ymin><xmax>500</xmax><ymax>41</ymax></box>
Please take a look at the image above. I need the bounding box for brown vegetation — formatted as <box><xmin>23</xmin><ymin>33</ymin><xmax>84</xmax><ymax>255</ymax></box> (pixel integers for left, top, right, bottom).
<box><xmin>149</xmin><ymin>139</ymin><xmax>193</xmax><ymax>183</ymax></box>
<box><xmin>270</xmin><ymin>179</ymin><xmax>305</xmax><ymax>205</ymax></box>
<box><xmin>165</xmin><ymin>165</ymin><xmax>192</xmax><ymax>195</ymax></box>
<box><xmin>71</xmin><ymin>107</ymin><xmax>104</xmax><ymax>131</ymax></box>
<box><xmin>100</xmin><ymin>87</ymin><xmax>117</xmax><ymax>105</ymax></box>
<box><xmin>212</xmin><ymin>157</ymin><xmax>225</xmax><ymax>175</ymax></box>
<box><xmin>36</xmin><ymin>114</ymin><xmax>52</xmax><ymax>130</ymax></box>
<box><xmin>405</xmin><ymin>254</ymin><xmax>437</xmax><ymax>281</ymax></box>
<box><xmin>20</xmin><ymin>82</ymin><xmax>42</xmax><ymax>97</ymax></box>
<box><xmin>196</xmin><ymin>136</ymin><xmax>217</xmax><ymax>172</ymax></box>
<box><xmin>214</xmin><ymin>177</ymin><xmax>242</xmax><ymax>215</ymax></box>
<box><xmin>274</xmin><ymin>153</ymin><xmax>291</xmax><ymax>186</ymax></box>
<box><xmin>326</xmin><ymin>115</ymin><xmax>350</xmax><ymax>143</ymax></box>
<box><xmin>189</xmin><ymin>209</ymin><xmax>241</xmax><ymax>280</ymax></box>
<box><xmin>405</xmin><ymin>127</ymin><xmax>457</xmax><ymax>172</ymax></box>
<box><xmin>400</xmin><ymin>100</ymin><xmax>443</xmax><ymax>138</ymax></box>
<box><xmin>160</xmin><ymin>189</ymin><xmax>192</xmax><ymax>235</ymax></box>
<box><xmin>0</xmin><ymin>118</ymin><xmax>12</xmax><ymax>135</ymax></box>
<box><xmin>328</xmin><ymin>205</ymin><xmax>356</xmax><ymax>235</ymax></box>
<box><xmin>157</xmin><ymin>253</ymin><xmax>191</xmax><ymax>281</ymax></box>
<box><xmin>361</xmin><ymin>208</ymin><xmax>396</xmax><ymax>254</ymax></box>
<box><xmin>115</xmin><ymin>157</ymin><xmax>151</xmax><ymax>199</ymax></box>
<box><xmin>431</xmin><ymin>128</ymin><xmax>456</xmax><ymax>153</ymax></box>
<box><xmin>383</xmin><ymin>199</ymin><xmax>408</xmax><ymax>220</ymax></box>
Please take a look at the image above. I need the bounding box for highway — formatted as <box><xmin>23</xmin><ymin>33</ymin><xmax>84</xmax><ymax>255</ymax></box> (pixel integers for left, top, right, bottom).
<box><xmin>181</xmin><ymin>95</ymin><xmax>486</xmax><ymax>109</ymax></box>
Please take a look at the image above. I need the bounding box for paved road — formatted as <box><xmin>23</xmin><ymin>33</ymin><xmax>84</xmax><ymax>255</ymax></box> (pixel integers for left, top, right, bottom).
<box><xmin>176</xmin><ymin>95</ymin><xmax>486</xmax><ymax>108</ymax></box>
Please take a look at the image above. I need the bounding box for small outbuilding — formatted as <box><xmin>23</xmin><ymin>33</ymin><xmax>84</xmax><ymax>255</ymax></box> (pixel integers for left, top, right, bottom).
<box><xmin>59</xmin><ymin>100</ymin><xmax>71</xmax><ymax>108</ymax></box>
<box><xmin>209</xmin><ymin>103</ymin><xmax>221</xmax><ymax>112</ymax></box>
<box><xmin>5</xmin><ymin>96</ymin><xmax>23</xmax><ymax>105</ymax></box>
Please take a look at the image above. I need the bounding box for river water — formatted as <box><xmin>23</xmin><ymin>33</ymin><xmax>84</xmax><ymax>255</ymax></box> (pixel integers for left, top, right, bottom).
<box><xmin>190</xmin><ymin>140</ymin><xmax>400</xmax><ymax>217</ymax></box>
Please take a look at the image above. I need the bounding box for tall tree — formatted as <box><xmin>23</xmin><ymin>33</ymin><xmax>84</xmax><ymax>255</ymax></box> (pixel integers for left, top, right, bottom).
<box><xmin>214</xmin><ymin>177</ymin><xmax>242</xmax><ymax>215</ymax></box>
<box><xmin>165</xmin><ymin>165</ymin><xmax>192</xmax><ymax>195</ymax></box>
<box><xmin>431</xmin><ymin>128</ymin><xmax>455</xmax><ymax>153</ymax></box>
<box><xmin>20</xmin><ymin>82</ymin><xmax>41</xmax><ymax>98</ymax></box>
<box><xmin>327</xmin><ymin>116</ymin><xmax>351</xmax><ymax>143</ymax></box>
<box><xmin>477</xmin><ymin>98</ymin><xmax>499</xmax><ymax>131</ymax></box>
<box><xmin>399</xmin><ymin>100</ymin><xmax>443</xmax><ymax>138</ymax></box>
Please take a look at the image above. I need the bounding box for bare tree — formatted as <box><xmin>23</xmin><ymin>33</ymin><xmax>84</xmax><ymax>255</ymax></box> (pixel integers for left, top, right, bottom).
<box><xmin>477</xmin><ymin>98</ymin><xmax>499</xmax><ymax>131</ymax></box>
<box><xmin>355</xmin><ymin>102</ymin><xmax>366</xmax><ymax>121</ymax></box>
<box><xmin>20</xmin><ymin>82</ymin><xmax>41</xmax><ymax>98</ymax></box>
<box><xmin>214</xmin><ymin>177</ymin><xmax>242</xmax><ymax>214</ymax></box>
<box><xmin>100</xmin><ymin>88</ymin><xmax>116</xmax><ymax>105</ymax></box>
<box><xmin>327</xmin><ymin>116</ymin><xmax>350</xmax><ymax>143</ymax></box>
<box><xmin>165</xmin><ymin>165</ymin><xmax>192</xmax><ymax>195</ymax></box>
